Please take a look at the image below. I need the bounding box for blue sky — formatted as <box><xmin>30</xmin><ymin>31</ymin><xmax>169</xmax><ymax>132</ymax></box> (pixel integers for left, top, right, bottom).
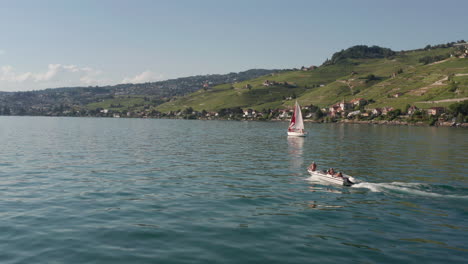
<box><xmin>0</xmin><ymin>0</ymin><xmax>466</xmax><ymax>91</ymax></box>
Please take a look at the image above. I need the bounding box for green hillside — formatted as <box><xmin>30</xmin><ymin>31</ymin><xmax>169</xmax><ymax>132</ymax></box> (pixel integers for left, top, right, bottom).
<box><xmin>156</xmin><ymin>45</ymin><xmax>468</xmax><ymax>112</ymax></box>
<box><xmin>0</xmin><ymin>69</ymin><xmax>280</xmax><ymax>116</ymax></box>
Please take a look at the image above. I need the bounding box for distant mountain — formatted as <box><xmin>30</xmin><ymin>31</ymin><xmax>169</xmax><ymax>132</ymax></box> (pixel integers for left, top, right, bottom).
<box><xmin>0</xmin><ymin>69</ymin><xmax>282</xmax><ymax>116</ymax></box>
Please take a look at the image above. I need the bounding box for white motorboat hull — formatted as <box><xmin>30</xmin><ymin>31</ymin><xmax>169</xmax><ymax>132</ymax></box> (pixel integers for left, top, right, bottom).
<box><xmin>287</xmin><ymin>131</ymin><xmax>307</xmax><ymax>137</ymax></box>
<box><xmin>307</xmin><ymin>169</ymin><xmax>356</xmax><ymax>186</ymax></box>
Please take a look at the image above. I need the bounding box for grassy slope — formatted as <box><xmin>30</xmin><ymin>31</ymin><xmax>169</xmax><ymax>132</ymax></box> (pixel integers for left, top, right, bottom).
<box><xmin>87</xmin><ymin>96</ymin><xmax>149</xmax><ymax>111</ymax></box>
<box><xmin>155</xmin><ymin>47</ymin><xmax>467</xmax><ymax>112</ymax></box>
<box><xmin>156</xmin><ymin>65</ymin><xmax>353</xmax><ymax>112</ymax></box>
<box><xmin>359</xmin><ymin>59</ymin><xmax>468</xmax><ymax>109</ymax></box>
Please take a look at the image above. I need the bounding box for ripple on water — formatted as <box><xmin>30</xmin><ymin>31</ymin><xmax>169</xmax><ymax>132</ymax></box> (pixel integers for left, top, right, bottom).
<box><xmin>0</xmin><ymin>117</ymin><xmax>467</xmax><ymax>263</ymax></box>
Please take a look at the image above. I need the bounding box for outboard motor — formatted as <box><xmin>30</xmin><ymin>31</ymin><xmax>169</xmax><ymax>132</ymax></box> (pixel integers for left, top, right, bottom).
<box><xmin>343</xmin><ymin>177</ymin><xmax>355</xmax><ymax>186</ymax></box>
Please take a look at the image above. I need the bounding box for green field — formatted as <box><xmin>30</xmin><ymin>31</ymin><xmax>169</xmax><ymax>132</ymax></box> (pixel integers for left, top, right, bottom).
<box><xmin>86</xmin><ymin>96</ymin><xmax>163</xmax><ymax>111</ymax></box>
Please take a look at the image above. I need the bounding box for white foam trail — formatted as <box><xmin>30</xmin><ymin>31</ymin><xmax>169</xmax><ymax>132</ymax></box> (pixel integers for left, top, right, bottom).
<box><xmin>353</xmin><ymin>182</ymin><xmax>426</xmax><ymax>192</ymax></box>
<box><xmin>352</xmin><ymin>182</ymin><xmax>468</xmax><ymax>199</ymax></box>
<box><xmin>352</xmin><ymin>182</ymin><xmax>384</xmax><ymax>192</ymax></box>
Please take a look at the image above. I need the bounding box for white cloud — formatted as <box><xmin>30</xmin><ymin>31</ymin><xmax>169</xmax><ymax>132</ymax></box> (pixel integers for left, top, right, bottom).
<box><xmin>63</xmin><ymin>64</ymin><xmax>79</xmax><ymax>72</ymax></box>
<box><xmin>33</xmin><ymin>64</ymin><xmax>61</xmax><ymax>81</ymax></box>
<box><xmin>0</xmin><ymin>66</ymin><xmax>32</xmax><ymax>82</ymax></box>
<box><xmin>80</xmin><ymin>69</ymin><xmax>103</xmax><ymax>85</ymax></box>
<box><xmin>122</xmin><ymin>70</ymin><xmax>164</xmax><ymax>84</ymax></box>
<box><xmin>0</xmin><ymin>64</ymin><xmax>104</xmax><ymax>84</ymax></box>
<box><xmin>0</xmin><ymin>65</ymin><xmax>165</xmax><ymax>91</ymax></box>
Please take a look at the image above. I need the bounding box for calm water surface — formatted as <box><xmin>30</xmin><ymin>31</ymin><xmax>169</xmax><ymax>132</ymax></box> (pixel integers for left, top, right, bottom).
<box><xmin>0</xmin><ymin>116</ymin><xmax>467</xmax><ymax>263</ymax></box>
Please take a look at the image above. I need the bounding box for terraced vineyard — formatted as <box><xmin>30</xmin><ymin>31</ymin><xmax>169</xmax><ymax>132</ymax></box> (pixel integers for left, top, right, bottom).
<box><xmin>156</xmin><ymin>45</ymin><xmax>468</xmax><ymax>112</ymax></box>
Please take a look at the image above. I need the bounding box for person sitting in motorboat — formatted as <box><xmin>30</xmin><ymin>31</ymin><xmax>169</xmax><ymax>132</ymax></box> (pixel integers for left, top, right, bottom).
<box><xmin>308</xmin><ymin>162</ymin><xmax>317</xmax><ymax>171</ymax></box>
<box><xmin>327</xmin><ymin>168</ymin><xmax>335</xmax><ymax>175</ymax></box>
<box><xmin>335</xmin><ymin>172</ymin><xmax>343</xmax><ymax>178</ymax></box>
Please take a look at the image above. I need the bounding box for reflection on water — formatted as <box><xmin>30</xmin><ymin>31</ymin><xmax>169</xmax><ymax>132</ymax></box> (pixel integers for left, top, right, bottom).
<box><xmin>308</xmin><ymin>185</ymin><xmax>343</xmax><ymax>194</ymax></box>
<box><xmin>306</xmin><ymin>200</ymin><xmax>344</xmax><ymax>210</ymax></box>
<box><xmin>287</xmin><ymin>136</ymin><xmax>304</xmax><ymax>170</ymax></box>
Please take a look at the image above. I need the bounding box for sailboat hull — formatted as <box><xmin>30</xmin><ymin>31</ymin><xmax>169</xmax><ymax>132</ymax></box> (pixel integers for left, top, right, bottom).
<box><xmin>287</xmin><ymin>131</ymin><xmax>307</xmax><ymax>137</ymax></box>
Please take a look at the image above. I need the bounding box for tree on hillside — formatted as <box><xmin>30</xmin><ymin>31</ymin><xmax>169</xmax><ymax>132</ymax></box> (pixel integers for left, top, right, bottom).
<box><xmin>322</xmin><ymin>45</ymin><xmax>395</xmax><ymax>66</ymax></box>
<box><xmin>419</xmin><ymin>54</ymin><xmax>450</xmax><ymax>65</ymax></box>
<box><xmin>183</xmin><ymin>107</ymin><xmax>194</xmax><ymax>115</ymax></box>
<box><xmin>448</xmin><ymin>81</ymin><xmax>458</xmax><ymax>92</ymax></box>
<box><xmin>404</xmin><ymin>104</ymin><xmax>411</xmax><ymax>114</ymax></box>
<box><xmin>313</xmin><ymin>108</ymin><xmax>324</xmax><ymax>120</ymax></box>
<box><xmin>364</xmin><ymin>74</ymin><xmax>379</xmax><ymax>83</ymax></box>
<box><xmin>449</xmin><ymin>101</ymin><xmax>468</xmax><ymax>122</ymax></box>
<box><xmin>0</xmin><ymin>107</ymin><xmax>11</xmax><ymax>115</ymax></box>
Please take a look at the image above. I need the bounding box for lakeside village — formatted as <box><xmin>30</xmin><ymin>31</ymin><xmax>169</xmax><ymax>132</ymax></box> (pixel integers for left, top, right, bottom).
<box><xmin>92</xmin><ymin>97</ymin><xmax>468</xmax><ymax>127</ymax></box>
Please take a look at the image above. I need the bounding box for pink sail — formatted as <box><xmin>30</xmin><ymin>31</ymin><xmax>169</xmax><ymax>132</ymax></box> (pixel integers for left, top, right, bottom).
<box><xmin>288</xmin><ymin>108</ymin><xmax>296</xmax><ymax>131</ymax></box>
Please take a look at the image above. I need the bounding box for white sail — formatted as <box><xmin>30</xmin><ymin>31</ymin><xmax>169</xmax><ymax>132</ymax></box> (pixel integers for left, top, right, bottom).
<box><xmin>294</xmin><ymin>101</ymin><xmax>304</xmax><ymax>130</ymax></box>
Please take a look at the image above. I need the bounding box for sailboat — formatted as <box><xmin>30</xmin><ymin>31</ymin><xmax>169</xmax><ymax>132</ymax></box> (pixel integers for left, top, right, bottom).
<box><xmin>287</xmin><ymin>101</ymin><xmax>307</xmax><ymax>137</ymax></box>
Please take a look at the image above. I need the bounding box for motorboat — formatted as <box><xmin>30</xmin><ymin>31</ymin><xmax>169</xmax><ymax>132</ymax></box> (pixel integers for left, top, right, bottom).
<box><xmin>307</xmin><ymin>168</ymin><xmax>357</xmax><ymax>186</ymax></box>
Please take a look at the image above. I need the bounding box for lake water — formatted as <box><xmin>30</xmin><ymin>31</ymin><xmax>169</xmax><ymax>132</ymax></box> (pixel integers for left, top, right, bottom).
<box><xmin>0</xmin><ymin>116</ymin><xmax>467</xmax><ymax>263</ymax></box>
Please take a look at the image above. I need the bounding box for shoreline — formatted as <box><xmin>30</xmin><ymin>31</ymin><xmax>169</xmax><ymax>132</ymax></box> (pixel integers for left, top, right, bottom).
<box><xmin>335</xmin><ymin>119</ymin><xmax>468</xmax><ymax>128</ymax></box>
<box><xmin>2</xmin><ymin>114</ymin><xmax>467</xmax><ymax>128</ymax></box>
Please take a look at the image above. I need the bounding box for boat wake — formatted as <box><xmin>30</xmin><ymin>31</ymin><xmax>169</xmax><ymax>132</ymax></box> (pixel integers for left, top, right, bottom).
<box><xmin>352</xmin><ymin>182</ymin><xmax>468</xmax><ymax>199</ymax></box>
